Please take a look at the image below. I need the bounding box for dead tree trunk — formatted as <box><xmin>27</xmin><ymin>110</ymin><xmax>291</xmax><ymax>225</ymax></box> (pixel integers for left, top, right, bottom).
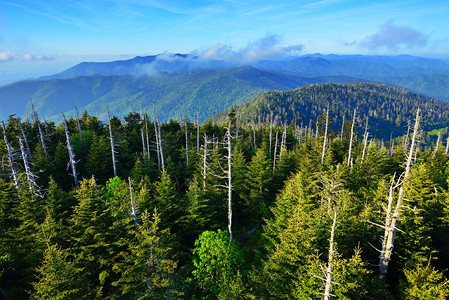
<box><xmin>321</xmin><ymin>105</ymin><xmax>329</xmax><ymax>164</ymax></box>
<box><xmin>141</xmin><ymin>127</ymin><xmax>146</xmax><ymax>157</ymax></box>
<box><xmin>157</xmin><ymin>117</ymin><xmax>165</xmax><ymax>172</ymax></box>
<box><xmin>433</xmin><ymin>131</ymin><xmax>441</xmax><ymax>157</ymax></box>
<box><xmin>129</xmin><ymin>177</ymin><xmax>137</xmax><ymax>226</ymax></box>
<box><xmin>153</xmin><ymin>105</ymin><xmax>161</xmax><ymax>170</ymax></box>
<box><xmin>31</xmin><ymin>99</ymin><xmax>48</xmax><ymax>158</ymax></box>
<box><xmin>273</xmin><ymin>130</ymin><xmax>279</xmax><ymax>171</ymax></box>
<box><xmin>202</xmin><ymin>134</ymin><xmax>209</xmax><ymax>189</ymax></box>
<box><xmin>2</xmin><ymin>121</ymin><xmax>19</xmax><ymax>187</ymax></box>
<box><xmin>62</xmin><ymin>114</ymin><xmax>79</xmax><ymax>187</ymax></box>
<box><xmin>378</xmin><ymin>108</ymin><xmax>420</xmax><ymax>280</ymax></box>
<box><xmin>269</xmin><ymin>112</ymin><xmax>273</xmax><ymax>158</ymax></box>
<box><xmin>184</xmin><ymin>117</ymin><xmax>189</xmax><ymax>166</ymax></box>
<box><xmin>324</xmin><ymin>209</ymin><xmax>338</xmax><ymax>300</ymax></box>
<box><xmin>75</xmin><ymin>106</ymin><xmax>85</xmax><ymax>155</ymax></box>
<box><xmin>361</xmin><ymin>118</ymin><xmax>369</xmax><ymax>164</ymax></box>
<box><xmin>19</xmin><ymin>123</ymin><xmax>32</xmax><ymax>159</ymax></box>
<box><xmin>196</xmin><ymin>112</ymin><xmax>200</xmax><ymax>154</ymax></box>
<box><xmin>144</xmin><ymin>113</ymin><xmax>150</xmax><ymax>158</ymax></box>
<box><xmin>235</xmin><ymin>113</ymin><xmax>240</xmax><ymax>141</ymax></box>
<box><xmin>19</xmin><ymin>136</ymin><xmax>38</xmax><ymax>190</ymax></box>
<box><xmin>347</xmin><ymin>109</ymin><xmax>356</xmax><ymax>168</ymax></box>
<box><xmin>226</xmin><ymin>122</ymin><xmax>233</xmax><ymax>241</ymax></box>
<box><xmin>107</xmin><ymin>107</ymin><xmax>117</xmax><ymax>177</ymax></box>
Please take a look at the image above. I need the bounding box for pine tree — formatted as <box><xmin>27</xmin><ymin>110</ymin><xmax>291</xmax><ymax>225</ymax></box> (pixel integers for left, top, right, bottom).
<box><xmin>114</xmin><ymin>209</ymin><xmax>182</xmax><ymax>299</ymax></box>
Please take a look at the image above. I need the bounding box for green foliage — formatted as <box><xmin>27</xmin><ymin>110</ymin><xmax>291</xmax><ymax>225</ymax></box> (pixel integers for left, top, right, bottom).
<box><xmin>398</xmin><ymin>262</ymin><xmax>449</xmax><ymax>299</ymax></box>
<box><xmin>114</xmin><ymin>209</ymin><xmax>182</xmax><ymax>299</ymax></box>
<box><xmin>192</xmin><ymin>230</ymin><xmax>244</xmax><ymax>297</ymax></box>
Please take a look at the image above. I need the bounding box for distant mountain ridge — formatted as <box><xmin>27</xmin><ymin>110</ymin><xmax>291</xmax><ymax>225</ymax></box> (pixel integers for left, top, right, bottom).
<box><xmin>0</xmin><ymin>53</ymin><xmax>448</xmax><ymax>122</ymax></box>
<box><xmin>1</xmin><ymin>66</ymin><xmax>359</xmax><ymax>123</ymax></box>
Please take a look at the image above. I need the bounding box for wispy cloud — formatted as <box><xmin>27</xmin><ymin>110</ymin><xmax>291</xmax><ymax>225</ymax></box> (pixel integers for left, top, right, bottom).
<box><xmin>198</xmin><ymin>34</ymin><xmax>304</xmax><ymax>63</ymax></box>
<box><xmin>0</xmin><ymin>51</ymin><xmax>51</xmax><ymax>62</ymax></box>
<box><xmin>363</xmin><ymin>19</ymin><xmax>428</xmax><ymax>51</ymax></box>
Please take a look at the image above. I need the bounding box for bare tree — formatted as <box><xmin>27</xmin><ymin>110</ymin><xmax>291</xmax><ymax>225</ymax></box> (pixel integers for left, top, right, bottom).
<box><xmin>18</xmin><ymin>136</ymin><xmax>39</xmax><ymax>191</ymax></box>
<box><xmin>184</xmin><ymin>116</ymin><xmax>189</xmax><ymax>166</ymax></box>
<box><xmin>273</xmin><ymin>130</ymin><xmax>279</xmax><ymax>171</ymax></box>
<box><xmin>128</xmin><ymin>177</ymin><xmax>138</xmax><ymax>226</ymax></box>
<box><xmin>225</xmin><ymin>121</ymin><xmax>233</xmax><ymax>241</ymax></box>
<box><xmin>324</xmin><ymin>209</ymin><xmax>338</xmax><ymax>300</ymax></box>
<box><xmin>19</xmin><ymin>123</ymin><xmax>32</xmax><ymax>159</ymax></box>
<box><xmin>1</xmin><ymin>121</ymin><xmax>20</xmax><ymax>187</ymax></box>
<box><xmin>62</xmin><ymin>114</ymin><xmax>79</xmax><ymax>186</ymax></box>
<box><xmin>30</xmin><ymin>99</ymin><xmax>48</xmax><ymax>158</ymax></box>
<box><xmin>321</xmin><ymin>104</ymin><xmax>329</xmax><ymax>164</ymax></box>
<box><xmin>107</xmin><ymin>107</ymin><xmax>117</xmax><ymax>177</ymax></box>
<box><xmin>269</xmin><ymin>112</ymin><xmax>273</xmax><ymax>158</ymax></box>
<box><xmin>370</xmin><ymin>108</ymin><xmax>420</xmax><ymax>280</ymax></box>
<box><xmin>347</xmin><ymin>109</ymin><xmax>356</xmax><ymax>168</ymax></box>
<box><xmin>360</xmin><ymin>117</ymin><xmax>369</xmax><ymax>164</ymax></box>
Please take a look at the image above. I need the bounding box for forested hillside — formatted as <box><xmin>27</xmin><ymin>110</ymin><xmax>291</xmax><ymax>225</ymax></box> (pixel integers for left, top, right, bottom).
<box><xmin>1</xmin><ymin>85</ymin><xmax>449</xmax><ymax>299</ymax></box>
<box><xmin>215</xmin><ymin>82</ymin><xmax>449</xmax><ymax>140</ymax></box>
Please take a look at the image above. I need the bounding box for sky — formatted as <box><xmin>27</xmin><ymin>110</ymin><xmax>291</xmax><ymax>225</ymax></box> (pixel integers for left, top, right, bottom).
<box><xmin>0</xmin><ymin>0</ymin><xmax>448</xmax><ymax>85</ymax></box>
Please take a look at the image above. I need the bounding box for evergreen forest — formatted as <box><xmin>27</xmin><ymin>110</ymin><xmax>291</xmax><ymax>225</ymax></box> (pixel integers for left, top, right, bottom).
<box><xmin>2</xmin><ymin>83</ymin><xmax>449</xmax><ymax>299</ymax></box>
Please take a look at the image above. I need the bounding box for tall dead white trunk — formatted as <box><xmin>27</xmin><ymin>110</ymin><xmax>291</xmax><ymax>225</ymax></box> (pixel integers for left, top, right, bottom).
<box><xmin>157</xmin><ymin>117</ymin><xmax>165</xmax><ymax>172</ymax></box>
<box><xmin>279</xmin><ymin>124</ymin><xmax>287</xmax><ymax>161</ymax></box>
<box><xmin>144</xmin><ymin>113</ymin><xmax>150</xmax><ymax>158</ymax></box>
<box><xmin>30</xmin><ymin>99</ymin><xmax>48</xmax><ymax>158</ymax></box>
<box><xmin>184</xmin><ymin>117</ymin><xmax>189</xmax><ymax>166</ymax></box>
<box><xmin>141</xmin><ymin>127</ymin><xmax>146</xmax><ymax>157</ymax></box>
<box><xmin>128</xmin><ymin>177</ymin><xmax>137</xmax><ymax>226</ymax></box>
<box><xmin>269</xmin><ymin>112</ymin><xmax>273</xmax><ymax>158</ymax></box>
<box><xmin>378</xmin><ymin>108</ymin><xmax>420</xmax><ymax>279</ymax></box>
<box><xmin>153</xmin><ymin>104</ymin><xmax>161</xmax><ymax>170</ymax></box>
<box><xmin>107</xmin><ymin>107</ymin><xmax>117</xmax><ymax>177</ymax></box>
<box><xmin>324</xmin><ymin>209</ymin><xmax>338</xmax><ymax>300</ymax></box>
<box><xmin>321</xmin><ymin>105</ymin><xmax>329</xmax><ymax>164</ymax></box>
<box><xmin>2</xmin><ymin>121</ymin><xmax>19</xmax><ymax>187</ymax></box>
<box><xmin>226</xmin><ymin>122</ymin><xmax>233</xmax><ymax>241</ymax></box>
<box><xmin>361</xmin><ymin>118</ymin><xmax>369</xmax><ymax>164</ymax></box>
<box><xmin>19</xmin><ymin>136</ymin><xmax>37</xmax><ymax>190</ymax></box>
<box><xmin>235</xmin><ymin>113</ymin><xmax>240</xmax><ymax>141</ymax></box>
<box><xmin>19</xmin><ymin>123</ymin><xmax>32</xmax><ymax>159</ymax></box>
<box><xmin>62</xmin><ymin>114</ymin><xmax>79</xmax><ymax>186</ymax></box>
<box><xmin>433</xmin><ymin>131</ymin><xmax>441</xmax><ymax>157</ymax></box>
<box><xmin>196</xmin><ymin>112</ymin><xmax>200</xmax><ymax>154</ymax></box>
<box><xmin>347</xmin><ymin>109</ymin><xmax>356</xmax><ymax>168</ymax></box>
<box><xmin>202</xmin><ymin>134</ymin><xmax>208</xmax><ymax>189</ymax></box>
<box><xmin>273</xmin><ymin>130</ymin><xmax>279</xmax><ymax>171</ymax></box>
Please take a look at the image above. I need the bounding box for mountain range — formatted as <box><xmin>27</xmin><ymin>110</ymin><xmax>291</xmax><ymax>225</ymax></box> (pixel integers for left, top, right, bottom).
<box><xmin>0</xmin><ymin>53</ymin><xmax>448</xmax><ymax>122</ymax></box>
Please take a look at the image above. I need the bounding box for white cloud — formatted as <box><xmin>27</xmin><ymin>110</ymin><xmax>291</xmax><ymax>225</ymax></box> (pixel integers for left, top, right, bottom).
<box><xmin>198</xmin><ymin>34</ymin><xmax>304</xmax><ymax>63</ymax></box>
<box><xmin>363</xmin><ymin>19</ymin><xmax>428</xmax><ymax>51</ymax></box>
<box><xmin>0</xmin><ymin>51</ymin><xmax>16</xmax><ymax>61</ymax></box>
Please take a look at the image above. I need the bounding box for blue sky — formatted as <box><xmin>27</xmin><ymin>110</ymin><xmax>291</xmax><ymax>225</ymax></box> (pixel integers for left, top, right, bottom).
<box><xmin>0</xmin><ymin>0</ymin><xmax>448</xmax><ymax>85</ymax></box>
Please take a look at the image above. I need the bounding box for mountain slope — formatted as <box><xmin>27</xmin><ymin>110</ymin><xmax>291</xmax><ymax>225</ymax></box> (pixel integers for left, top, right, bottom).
<box><xmin>215</xmin><ymin>82</ymin><xmax>449</xmax><ymax>139</ymax></box>
<box><xmin>1</xmin><ymin>66</ymin><xmax>351</xmax><ymax>122</ymax></box>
